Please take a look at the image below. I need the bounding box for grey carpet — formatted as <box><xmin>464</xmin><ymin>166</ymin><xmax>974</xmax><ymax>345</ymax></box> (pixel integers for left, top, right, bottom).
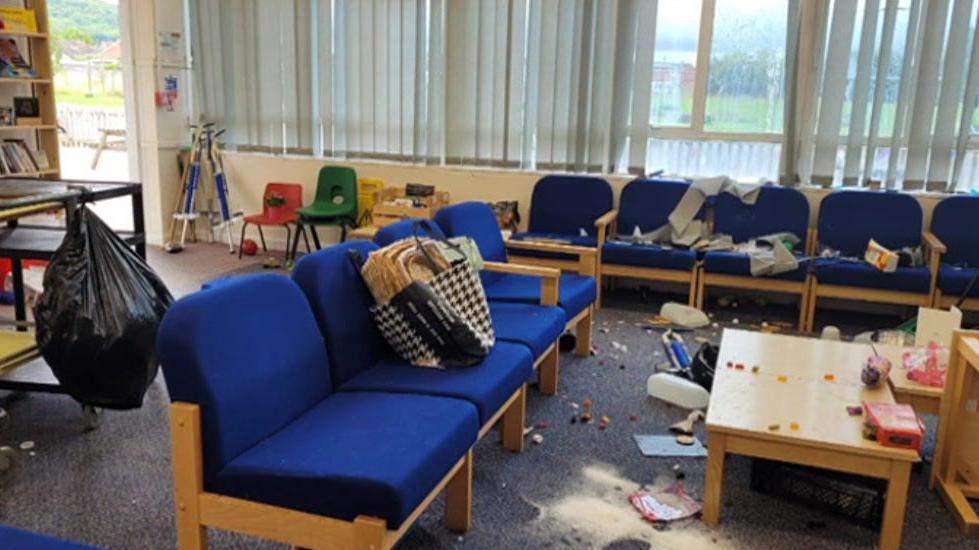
<box><xmin>0</xmin><ymin>253</ymin><xmax>975</xmax><ymax>549</ymax></box>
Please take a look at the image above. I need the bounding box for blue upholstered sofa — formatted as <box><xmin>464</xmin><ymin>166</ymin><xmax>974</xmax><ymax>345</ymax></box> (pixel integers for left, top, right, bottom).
<box><xmin>806</xmin><ymin>190</ymin><xmax>942</xmax><ymax>331</ymax></box>
<box><xmin>700</xmin><ymin>185</ymin><xmax>812</xmax><ymax>326</ymax></box>
<box><xmin>435</xmin><ymin>202</ymin><xmax>599</xmax><ymax>357</ymax></box>
<box><xmin>930</xmin><ymin>195</ymin><xmax>979</xmax><ymax>310</ymax></box>
<box><xmin>600</xmin><ymin>178</ymin><xmax>701</xmax><ymax>305</ymax></box>
<box><xmin>0</xmin><ymin>525</ymin><xmax>100</xmax><ymax>549</ymax></box>
<box><xmin>159</xmin><ymin>273</ymin><xmax>487</xmax><ymax>549</ymax></box>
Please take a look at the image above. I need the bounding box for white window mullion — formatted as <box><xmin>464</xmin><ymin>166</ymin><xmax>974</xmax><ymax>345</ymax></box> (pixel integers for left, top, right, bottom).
<box><xmin>535</xmin><ymin>0</ymin><xmax>559</xmax><ymax>166</ymax></box>
<box><xmin>952</xmin><ymin>5</ymin><xmax>979</xmax><ymax>190</ymax></box>
<box><xmin>629</xmin><ymin>0</ymin><xmax>657</xmax><ymax>174</ymax></box>
<box><xmin>811</xmin><ymin>0</ymin><xmax>858</xmax><ymax>186</ymax></box>
<box><xmin>607</xmin><ymin>0</ymin><xmax>639</xmax><ymax>173</ymax></box>
<box><xmin>690</xmin><ymin>0</ymin><xmax>716</xmax><ymax>133</ymax></box>
<box><xmin>863</xmin><ymin>0</ymin><xmax>899</xmax><ymax>186</ymax></box>
<box><xmin>779</xmin><ymin>0</ymin><xmax>801</xmax><ymax>184</ymax></box>
<box><xmin>904</xmin><ymin>0</ymin><xmax>951</xmax><ymax>190</ymax></box>
<box><xmin>927</xmin><ymin>0</ymin><xmax>972</xmax><ymax>190</ymax></box>
<box><xmin>796</xmin><ymin>0</ymin><xmax>831</xmax><ymax>184</ymax></box>
<box><xmin>842</xmin><ymin>0</ymin><xmax>880</xmax><ymax>186</ymax></box>
<box><xmin>886</xmin><ymin>0</ymin><xmax>925</xmax><ymax>188</ymax></box>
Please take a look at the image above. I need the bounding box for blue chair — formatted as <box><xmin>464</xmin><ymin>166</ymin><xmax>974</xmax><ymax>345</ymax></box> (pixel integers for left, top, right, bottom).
<box><xmin>373</xmin><ymin>218</ymin><xmax>566</xmax><ymax>393</ymax></box>
<box><xmin>601</xmin><ymin>178</ymin><xmax>701</xmax><ymax>305</ymax></box>
<box><xmin>930</xmin><ymin>195</ymin><xmax>977</xmax><ymax>310</ymax></box>
<box><xmin>158</xmin><ymin>273</ymin><xmax>479</xmax><ymax>548</ymax></box>
<box><xmin>700</xmin><ymin>185</ymin><xmax>812</xmax><ymax>327</ymax></box>
<box><xmin>807</xmin><ymin>190</ymin><xmax>941</xmax><ymax>331</ymax></box>
<box><xmin>293</xmin><ymin>240</ymin><xmax>535</xmax><ymax>444</ymax></box>
<box><xmin>508</xmin><ymin>175</ymin><xmax>616</xmax><ymax>285</ymax></box>
<box><xmin>435</xmin><ymin>202</ymin><xmax>599</xmax><ymax>357</ymax></box>
<box><xmin>0</xmin><ymin>525</ymin><xmax>100</xmax><ymax>549</ymax></box>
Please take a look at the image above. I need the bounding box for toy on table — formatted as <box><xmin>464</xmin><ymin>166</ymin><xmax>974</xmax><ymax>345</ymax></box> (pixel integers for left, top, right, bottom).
<box><xmin>862</xmin><ymin>401</ymin><xmax>925</xmax><ymax>451</ymax></box>
<box><xmin>861</xmin><ymin>345</ymin><xmax>892</xmax><ymax>388</ymax></box>
<box><xmin>903</xmin><ymin>341</ymin><xmax>947</xmax><ymax>388</ymax></box>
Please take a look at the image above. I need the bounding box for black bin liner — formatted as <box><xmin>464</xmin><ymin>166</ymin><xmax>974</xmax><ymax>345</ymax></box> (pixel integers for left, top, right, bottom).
<box><xmin>34</xmin><ymin>206</ymin><xmax>173</xmax><ymax>409</ymax></box>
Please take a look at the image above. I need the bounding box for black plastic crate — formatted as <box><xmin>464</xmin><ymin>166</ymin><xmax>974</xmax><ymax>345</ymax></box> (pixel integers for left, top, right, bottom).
<box><xmin>749</xmin><ymin>458</ymin><xmax>887</xmax><ymax>529</ymax></box>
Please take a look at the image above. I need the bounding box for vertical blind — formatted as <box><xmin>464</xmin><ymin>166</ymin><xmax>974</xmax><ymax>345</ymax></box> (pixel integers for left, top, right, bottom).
<box><xmin>802</xmin><ymin>0</ymin><xmax>979</xmax><ymax>191</ymax></box>
<box><xmin>190</xmin><ymin>0</ymin><xmax>979</xmax><ymax>191</ymax></box>
<box><xmin>190</xmin><ymin>0</ymin><xmax>659</xmax><ymax>174</ymax></box>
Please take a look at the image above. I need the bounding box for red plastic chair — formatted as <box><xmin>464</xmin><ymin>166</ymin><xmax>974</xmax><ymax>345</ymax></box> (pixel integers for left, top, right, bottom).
<box><xmin>238</xmin><ymin>183</ymin><xmax>311</xmax><ymax>259</ymax></box>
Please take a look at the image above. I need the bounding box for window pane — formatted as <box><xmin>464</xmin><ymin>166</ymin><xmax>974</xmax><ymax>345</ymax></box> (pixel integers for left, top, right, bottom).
<box><xmin>705</xmin><ymin>0</ymin><xmax>787</xmax><ymax>133</ymax></box>
<box><xmin>650</xmin><ymin>0</ymin><xmax>702</xmax><ymax>127</ymax></box>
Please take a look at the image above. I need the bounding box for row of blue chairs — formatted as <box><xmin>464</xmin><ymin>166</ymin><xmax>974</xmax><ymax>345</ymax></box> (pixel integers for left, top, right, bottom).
<box><xmin>155</xmin><ymin>208</ymin><xmax>600</xmax><ymax>548</ymax></box>
<box><xmin>505</xmin><ymin>175</ymin><xmax>979</xmax><ymax>330</ymax></box>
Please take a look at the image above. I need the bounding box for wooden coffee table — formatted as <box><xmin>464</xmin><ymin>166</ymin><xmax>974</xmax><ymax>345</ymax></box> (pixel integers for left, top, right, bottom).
<box><xmin>704</xmin><ymin>330</ymin><xmax>919</xmax><ymax>550</ymax></box>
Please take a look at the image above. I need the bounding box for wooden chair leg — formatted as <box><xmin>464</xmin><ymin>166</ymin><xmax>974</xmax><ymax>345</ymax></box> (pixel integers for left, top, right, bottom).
<box><xmin>445</xmin><ymin>450</ymin><xmax>474</xmax><ymax>532</ymax></box>
<box><xmin>805</xmin><ymin>280</ymin><xmax>818</xmax><ymax>333</ymax></box>
<box><xmin>596</xmin><ymin>273</ymin><xmax>603</xmax><ymax>310</ymax></box>
<box><xmin>797</xmin><ymin>276</ymin><xmax>811</xmax><ymax>330</ymax></box>
<box><xmin>574</xmin><ymin>308</ymin><xmax>593</xmax><ymax>357</ymax></box>
<box><xmin>501</xmin><ymin>385</ymin><xmax>527</xmax><ymax>452</ymax></box>
<box><xmin>539</xmin><ymin>346</ymin><xmax>560</xmax><ymax>396</ymax></box>
<box><xmin>170</xmin><ymin>404</ymin><xmax>208</xmax><ymax>550</ymax></box>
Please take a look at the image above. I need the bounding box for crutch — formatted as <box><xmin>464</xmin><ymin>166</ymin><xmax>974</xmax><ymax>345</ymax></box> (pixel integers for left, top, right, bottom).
<box><xmin>207</xmin><ymin>127</ymin><xmax>237</xmax><ymax>253</ymax></box>
<box><xmin>163</xmin><ymin>125</ymin><xmax>204</xmax><ymax>253</ymax></box>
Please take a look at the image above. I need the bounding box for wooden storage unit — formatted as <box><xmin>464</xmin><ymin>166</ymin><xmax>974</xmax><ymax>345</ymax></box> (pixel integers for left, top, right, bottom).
<box><xmin>932</xmin><ymin>329</ymin><xmax>979</xmax><ymax>536</ymax></box>
<box><xmin>371</xmin><ymin>187</ymin><xmax>449</xmax><ymax>227</ymax></box>
<box><xmin>0</xmin><ymin>0</ymin><xmax>59</xmax><ymax>179</ymax></box>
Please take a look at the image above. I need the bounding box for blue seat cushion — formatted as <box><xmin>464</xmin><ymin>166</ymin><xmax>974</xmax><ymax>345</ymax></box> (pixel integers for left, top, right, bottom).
<box><xmin>814</xmin><ymin>259</ymin><xmax>931</xmax><ymax>293</ymax></box>
<box><xmin>213</xmin><ymin>392</ymin><xmax>478</xmax><ymax>528</ymax></box>
<box><xmin>340</xmin><ymin>342</ymin><xmax>534</xmax><ymax>424</ymax></box>
<box><xmin>374</xmin><ymin>218</ymin><xmax>446</xmax><ymax>247</ymax></box>
<box><xmin>490</xmin><ymin>302</ymin><xmax>565</xmax><ymax>358</ymax></box>
<box><xmin>0</xmin><ymin>525</ymin><xmax>99</xmax><ymax>549</ymax></box>
<box><xmin>602</xmin><ymin>241</ymin><xmax>697</xmax><ymax>271</ymax></box>
<box><xmin>703</xmin><ymin>251</ymin><xmax>809</xmax><ymax>281</ymax></box>
<box><xmin>932</xmin><ymin>196</ymin><xmax>979</xmax><ymax>267</ymax></box>
<box><xmin>509</xmin><ymin>232</ymin><xmax>598</xmax><ymax>262</ymax></box>
<box><xmin>528</xmin><ymin>175</ymin><xmax>612</xmax><ymax>236</ymax></box>
<box><xmin>485</xmin><ymin>273</ymin><xmax>597</xmax><ymax>322</ymax></box>
<box><xmin>938</xmin><ymin>265</ymin><xmax>979</xmax><ymax>297</ymax></box>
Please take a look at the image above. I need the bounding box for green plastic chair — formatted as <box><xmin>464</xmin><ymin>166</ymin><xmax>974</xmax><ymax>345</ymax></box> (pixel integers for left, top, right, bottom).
<box><xmin>293</xmin><ymin>166</ymin><xmax>359</xmax><ymax>252</ymax></box>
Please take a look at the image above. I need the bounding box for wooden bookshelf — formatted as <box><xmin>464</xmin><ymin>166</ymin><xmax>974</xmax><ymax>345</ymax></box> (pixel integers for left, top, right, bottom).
<box><xmin>0</xmin><ymin>0</ymin><xmax>59</xmax><ymax>179</ymax></box>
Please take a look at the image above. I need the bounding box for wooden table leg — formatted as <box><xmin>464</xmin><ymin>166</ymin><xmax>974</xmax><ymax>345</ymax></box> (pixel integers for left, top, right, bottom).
<box><xmin>703</xmin><ymin>432</ymin><xmax>727</xmax><ymax>525</ymax></box>
<box><xmin>880</xmin><ymin>460</ymin><xmax>912</xmax><ymax>550</ymax></box>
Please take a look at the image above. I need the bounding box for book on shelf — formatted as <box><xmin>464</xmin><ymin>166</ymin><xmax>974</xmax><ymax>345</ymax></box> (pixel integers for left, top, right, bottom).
<box><xmin>0</xmin><ymin>38</ymin><xmax>35</xmax><ymax>78</ymax></box>
<box><xmin>0</xmin><ymin>8</ymin><xmax>37</xmax><ymax>33</ymax></box>
<box><xmin>0</xmin><ymin>139</ymin><xmax>39</xmax><ymax>175</ymax></box>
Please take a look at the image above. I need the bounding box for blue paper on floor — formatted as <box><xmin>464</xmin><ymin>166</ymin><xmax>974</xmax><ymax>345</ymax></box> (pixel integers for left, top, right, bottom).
<box><xmin>633</xmin><ymin>434</ymin><xmax>707</xmax><ymax>457</ymax></box>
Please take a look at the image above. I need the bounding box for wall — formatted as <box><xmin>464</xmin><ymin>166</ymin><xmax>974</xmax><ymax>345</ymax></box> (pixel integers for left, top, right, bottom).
<box><xmin>212</xmin><ymin>151</ymin><xmax>948</xmax><ymax>251</ymax></box>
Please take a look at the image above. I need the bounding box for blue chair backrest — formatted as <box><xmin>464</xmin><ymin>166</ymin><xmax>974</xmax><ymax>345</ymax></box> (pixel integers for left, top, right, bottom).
<box><xmin>818</xmin><ymin>190</ymin><xmax>922</xmax><ymax>257</ymax></box>
<box><xmin>435</xmin><ymin>202</ymin><xmax>508</xmax><ymax>286</ymax></box>
<box><xmin>932</xmin><ymin>195</ymin><xmax>979</xmax><ymax>267</ymax></box>
<box><xmin>374</xmin><ymin>218</ymin><xmax>446</xmax><ymax>247</ymax></box>
<box><xmin>293</xmin><ymin>240</ymin><xmax>391</xmax><ymax>386</ymax></box>
<box><xmin>714</xmin><ymin>184</ymin><xmax>809</xmax><ymax>244</ymax></box>
<box><xmin>617</xmin><ymin>178</ymin><xmax>696</xmax><ymax>235</ymax></box>
<box><xmin>529</xmin><ymin>175</ymin><xmax>613</xmax><ymax>236</ymax></box>
<box><xmin>158</xmin><ymin>274</ymin><xmax>332</xmax><ymax>481</ymax></box>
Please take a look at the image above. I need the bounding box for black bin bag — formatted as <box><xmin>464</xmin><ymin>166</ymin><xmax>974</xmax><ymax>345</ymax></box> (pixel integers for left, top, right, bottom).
<box><xmin>34</xmin><ymin>206</ymin><xmax>173</xmax><ymax>409</ymax></box>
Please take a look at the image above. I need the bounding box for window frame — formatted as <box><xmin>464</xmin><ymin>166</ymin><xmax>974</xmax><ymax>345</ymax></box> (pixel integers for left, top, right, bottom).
<box><xmin>649</xmin><ymin>0</ymin><xmax>785</xmax><ymax>144</ymax></box>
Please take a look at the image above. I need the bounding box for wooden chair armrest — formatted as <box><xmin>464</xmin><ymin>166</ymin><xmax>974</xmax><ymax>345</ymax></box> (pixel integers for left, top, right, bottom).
<box><xmin>483</xmin><ymin>261</ymin><xmax>561</xmax><ymax>306</ymax></box>
<box><xmin>594</xmin><ymin>209</ymin><xmax>619</xmax><ymax>229</ymax></box>
<box><xmin>506</xmin><ymin>239</ymin><xmax>598</xmax><ymax>259</ymax></box>
<box><xmin>594</xmin><ymin>209</ymin><xmax>619</xmax><ymax>248</ymax></box>
<box><xmin>923</xmin><ymin>231</ymin><xmax>947</xmax><ymax>254</ymax></box>
<box><xmin>506</xmin><ymin>240</ymin><xmax>598</xmax><ymax>277</ymax></box>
